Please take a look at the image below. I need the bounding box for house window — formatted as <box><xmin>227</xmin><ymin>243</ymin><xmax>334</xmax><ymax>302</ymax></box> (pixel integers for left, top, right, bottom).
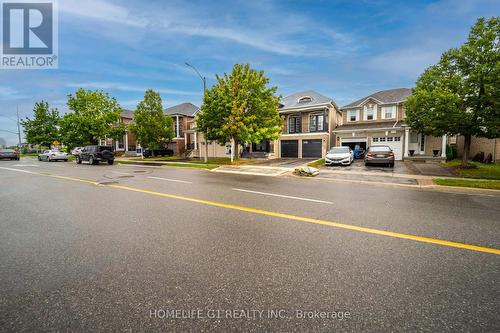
<box><xmin>379</xmin><ymin>137</ymin><xmax>386</xmax><ymax>142</ymax></box>
<box><xmin>373</xmin><ymin>137</ymin><xmax>379</xmax><ymax>142</ymax></box>
<box><xmin>348</xmin><ymin>110</ymin><xmax>357</xmax><ymax>122</ymax></box>
<box><xmin>420</xmin><ymin>133</ymin><xmax>425</xmax><ymax>151</ymax></box>
<box><xmin>387</xmin><ymin>137</ymin><xmax>393</xmax><ymax>142</ymax></box>
<box><xmin>288</xmin><ymin>114</ymin><xmax>301</xmax><ymax>133</ymax></box>
<box><xmin>382</xmin><ymin>106</ymin><xmax>396</xmax><ymax>119</ymax></box>
<box><xmin>310</xmin><ymin>113</ymin><xmax>325</xmax><ymax>132</ymax></box>
<box><xmin>298</xmin><ymin>96</ymin><xmax>312</xmax><ymax>103</ymax></box>
<box><xmin>365</xmin><ymin>105</ymin><xmax>375</xmax><ymax>120</ymax></box>
<box><xmin>394</xmin><ymin>136</ymin><xmax>401</xmax><ymax>142</ymax></box>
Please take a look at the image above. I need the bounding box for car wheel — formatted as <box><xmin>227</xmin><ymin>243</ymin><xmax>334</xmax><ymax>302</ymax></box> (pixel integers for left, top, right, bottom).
<box><xmin>89</xmin><ymin>156</ymin><xmax>94</xmax><ymax>165</ymax></box>
<box><xmin>76</xmin><ymin>156</ymin><xmax>82</xmax><ymax>164</ymax></box>
<box><xmin>107</xmin><ymin>160</ymin><xmax>114</xmax><ymax>165</ymax></box>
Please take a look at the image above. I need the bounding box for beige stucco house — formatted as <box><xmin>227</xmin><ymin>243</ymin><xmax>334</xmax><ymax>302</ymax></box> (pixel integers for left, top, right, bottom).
<box><xmin>334</xmin><ymin>88</ymin><xmax>448</xmax><ymax>161</ymax></box>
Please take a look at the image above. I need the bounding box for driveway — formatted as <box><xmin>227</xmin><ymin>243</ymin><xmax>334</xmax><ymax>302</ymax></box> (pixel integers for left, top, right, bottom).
<box><xmin>250</xmin><ymin>158</ymin><xmax>313</xmax><ymax>168</ymax></box>
<box><xmin>323</xmin><ymin>159</ymin><xmax>412</xmax><ymax>174</ymax></box>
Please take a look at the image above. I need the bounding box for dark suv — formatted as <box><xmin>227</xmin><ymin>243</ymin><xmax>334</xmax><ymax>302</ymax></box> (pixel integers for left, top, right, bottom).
<box><xmin>76</xmin><ymin>145</ymin><xmax>115</xmax><ymax>165</ymax></box>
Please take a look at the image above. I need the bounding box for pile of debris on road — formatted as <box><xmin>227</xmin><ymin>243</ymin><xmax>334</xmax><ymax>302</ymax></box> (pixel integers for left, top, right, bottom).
<box><xmin>293</xmin><ymin>166</ymin><xmax>319</xmax><ymax>177</ymax></box>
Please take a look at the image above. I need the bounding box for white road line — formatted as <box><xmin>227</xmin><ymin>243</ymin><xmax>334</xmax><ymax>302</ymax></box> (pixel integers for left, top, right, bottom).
<box><xmin>232</xmin><ymin>188</ymin><xmax>333</xmax><ymax>204</ymax></box>
<box><xmin>0</xmin><ymin>166</ymin><xmax>39</xmax><ymax>174</ymax></box>
<box><xmin>148</xmin><ymin>176</ymin><xmax>192</xmax><ymax>184</ymax></box>
<box><xmin>12</xmin><ymin>164</ymin><xmax>40</xmax><ymax>167</ymax></box>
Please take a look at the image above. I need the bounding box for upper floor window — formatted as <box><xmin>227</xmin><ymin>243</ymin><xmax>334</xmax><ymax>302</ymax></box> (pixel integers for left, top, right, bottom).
<box><xmin>298</xmin><ymin>96</ymin><xmax>312</xmax><ymax>103</ymax></box>
<box><xmin>310</xmin><ymin>113</ymin><xmax>325</xmax><ymax>132</ymax></box>
<box><xmin>348</xmin><ymin>110</ymin><xmax>358</xmax><ymax>122</ymax></box>
<box><xmin>364</xmin><ymin>105</ymin><xmax>376</xmax><ymax>121</ymax></box>
<box><xmin>382</xmin><ymin>106</ymin><xmax>396</xmax><ymax>119</ymax></box>
<box><xmin>288</xmin><ymin>114</ymin><xmax>301</xmax><ymax>133</ymax></box>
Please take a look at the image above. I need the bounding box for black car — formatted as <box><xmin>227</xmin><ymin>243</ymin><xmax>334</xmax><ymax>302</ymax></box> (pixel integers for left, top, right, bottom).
<box><xmin>76</xmin><ymin>145</ymin><xmax>115</xmax><ymax>165</ymax></box>
<box><xmin>0</xmin><ymin>148</ymin><xmax>20</xmax><ymax>160</ymax></box>
<box><xmin>364</xmin><ymin>145</ymin><xmax>395</xmax><ymax>167</ymax></box>
<box><xmin>143</xmin><ymin>148</ymin><xmax>174</xmax><ymax>158</ymax></box>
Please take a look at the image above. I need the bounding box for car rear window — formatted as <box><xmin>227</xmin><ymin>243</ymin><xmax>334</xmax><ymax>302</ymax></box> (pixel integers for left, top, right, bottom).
<box><xmin>369</xmin><ymin>146</ymin><xmax>391</xmax><ymax>152</ymax></box>
<box><xmin>98</xmin><ymin>146</ymin><xmax>113</xmax><ymax>152</ymax></box>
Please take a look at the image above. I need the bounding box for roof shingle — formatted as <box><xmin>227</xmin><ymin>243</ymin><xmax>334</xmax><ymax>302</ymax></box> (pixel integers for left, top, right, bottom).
<box><xmin>342</xmin><ymin>88</ymin><xmax>412</xmax><ymax>109</ymax></box>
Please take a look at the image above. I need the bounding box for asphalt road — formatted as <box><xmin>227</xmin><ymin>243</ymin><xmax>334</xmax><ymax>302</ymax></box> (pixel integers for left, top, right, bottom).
<box><xmin>0</xmin><ymin>158</ymin><xmax>499</xmax><ymax>332</ymax></box>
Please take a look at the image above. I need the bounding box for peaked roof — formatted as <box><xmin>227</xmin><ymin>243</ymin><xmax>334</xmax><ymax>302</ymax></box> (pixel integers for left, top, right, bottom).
<box><xmin>342</xmin><ymin>88</ymin><xmax>412</xmax><ymax>109</ymax></box>
<box><xmin>120</xmin><ymin>109</ymin><xmax>134</xmax><ymax>119</ymax></box>
<box><xmin>279</xmin><ymin>90</ymin><xmax>334</xmax><ymax>110</ymax></box>
<box><xmin>164</xmin><ymin>102</ymin><xmax>199</xmax><ymax>117</ymax></box>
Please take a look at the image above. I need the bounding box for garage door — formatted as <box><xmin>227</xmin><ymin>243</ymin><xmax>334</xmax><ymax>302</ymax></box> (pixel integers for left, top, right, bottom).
<box><xmin>372</xmin><ymin>136</ymin><xmax>403</xmax><ymax>160</ymax></box>
<box><xmin>302</xmin><ymin>139</ymin><xmax>322</xmax><ymax>158</ymax></box>
<box><xmin>281</xmin><ymin>140</ymin><xmax>298</xmax><ymax>158</ymax></box>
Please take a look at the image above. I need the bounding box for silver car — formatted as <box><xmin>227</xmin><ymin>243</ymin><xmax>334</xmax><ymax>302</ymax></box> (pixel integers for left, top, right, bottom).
<box><xmin>325</xmin><ymin>146</ymin><xmax>354</xmax><ymax>166</ymax></box>
<box><xmin>38</xmin><ymin>150</ymin><xmax>68</xmax><ymax>162</ymax></box>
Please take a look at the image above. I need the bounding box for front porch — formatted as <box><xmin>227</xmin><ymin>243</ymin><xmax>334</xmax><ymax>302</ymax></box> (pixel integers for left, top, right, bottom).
<box><xmin>403</xmin><ymin>127</ymin><xmax>447</xmax><ymax>161</ymax></box>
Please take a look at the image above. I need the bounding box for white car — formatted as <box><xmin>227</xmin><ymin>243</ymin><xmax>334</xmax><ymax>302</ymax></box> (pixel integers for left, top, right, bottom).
<box><xmin>38</xmin><ymin>150</ymin><xmax>69</xmax><ymax>162</ymax></box>
<box><xmin>325</xmin><ymin>147</ymin><xmax>354</xmax><ymax>166</ymax></box>
<box><xmin>71</xmin><ymin>147</ymin><xmax>83</xmax><ymax>155</ymax></box>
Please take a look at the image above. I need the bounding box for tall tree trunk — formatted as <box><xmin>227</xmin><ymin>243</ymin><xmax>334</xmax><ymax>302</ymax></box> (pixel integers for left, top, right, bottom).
<box><xmin>249</xmin><ymin>142</ymin><xmax>253</xmax><ymax>159</ymax></box>
<box><xmin>204</xmin><ymin>138</ymin><xmax>208</xmax><ymax>163</ymax></box>
<box><xmin>230</xmin><ymin>137</ymin><xmax>235</xmax><ymax>163</ymax></box>
<box><xmin>462</xmin><ymin>134</ymin><xmax>471</xmax><ymax>167</ymax></box>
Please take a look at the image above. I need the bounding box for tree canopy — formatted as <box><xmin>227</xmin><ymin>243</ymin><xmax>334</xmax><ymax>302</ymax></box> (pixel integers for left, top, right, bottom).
<box><xmin>129</xmin><ymin>89</ymin><xmax>174</xmax><ymax>152</ymax></box>
<box><xmin>196</xmin><ymin>63</ymin><xmax>282</xmax><ymax>162</ymax></box>
<box><xmin>59</xmin><ymin>89</ymin><xmax>125</xmax><ymax>148</ymax></box>
<box><xmin>21</xmin><ymin>101</ymin><xmax>61</xmax><ymax>147</ymax></box>
<box><xmin>405</xmin><ymin>17</ymin><xmax>500</xmax><ymax>165</ymax></box>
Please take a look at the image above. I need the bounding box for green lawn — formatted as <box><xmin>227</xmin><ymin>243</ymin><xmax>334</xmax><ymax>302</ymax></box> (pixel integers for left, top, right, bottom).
<box><xmin>445</xmin><ymin>160</ymin><xmax>500</xmax><ymax>180</ymax></box>
<box><xmin>307</xmin><ymin>159</ymin><xmax>325</xmax><ymax>168</ymax></box>
<box><xmin>20</xmin><ymin>153</ymin><xmax>39</xmax><ymax>157</ymax></box>
<box><xmin>128</xmin><ymin>156</ymin><xmax>247</xmax><ymax>165</ymax></box>
<box><xmin>433</xmin><ymin>178</ymin><xmax>500</xmax><ymax>190</ymax></box>
<box><xmin>117</xmin><ymin>159</ymin><xmax>218</xmax><ymax>169</ymax></box>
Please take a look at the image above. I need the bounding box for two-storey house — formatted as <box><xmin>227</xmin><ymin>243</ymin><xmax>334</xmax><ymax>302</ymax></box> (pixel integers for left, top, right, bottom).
<box><xmin>334</xmin><ymin>88</ymin><xmax>448</xmax><ymax>160</ymax></box>
<box><xmin>274</xmin><ymin>91</ymin><xmax>342</xmax><ymax>159</ymax></box>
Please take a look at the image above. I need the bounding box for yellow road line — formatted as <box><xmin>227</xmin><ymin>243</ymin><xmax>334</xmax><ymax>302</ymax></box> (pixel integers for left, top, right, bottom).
<box><xmin>5</xmin><ymin>167</ymin><xmax>500</xmax><ymax>255</ymax></box>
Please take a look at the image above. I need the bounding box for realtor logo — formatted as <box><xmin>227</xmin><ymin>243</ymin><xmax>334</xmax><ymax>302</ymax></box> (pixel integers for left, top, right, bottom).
<box><xmin>1</xmin><ymin>0</ymin><xmax>58</xmax><ymax>69</ymax></box>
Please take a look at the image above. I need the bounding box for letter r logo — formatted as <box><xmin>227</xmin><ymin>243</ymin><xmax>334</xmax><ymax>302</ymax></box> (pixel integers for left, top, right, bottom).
<box><xmin>2</xmin><ymin>2</ymin><xmax>53</xmax><ymax>54</ymax></box>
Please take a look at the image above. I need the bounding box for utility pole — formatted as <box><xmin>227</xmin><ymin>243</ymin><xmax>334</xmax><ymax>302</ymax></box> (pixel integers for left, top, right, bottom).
<box><xmin>16</xmin><ymin>106</ymin><xmax>22</xmax><ymax>149</ymax></box>
<box><xmin>185</xmin><ymin>62</ymin><xmax>209</xmax><ymax>163</ymax></box>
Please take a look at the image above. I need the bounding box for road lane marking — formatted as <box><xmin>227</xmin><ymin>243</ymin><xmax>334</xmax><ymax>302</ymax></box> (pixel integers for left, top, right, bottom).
<box><xmin>12</xmin><ymin>164</ymin><xmax>40</xmax><ymax>167</ymax></box>
<box><xmin>1</xmin><ymin>166</ymin><xmax>499</xmax><ymax>255</ymax></box>
<box><xmin>232</xmin><ymin>188</ymin><xmax>333</xmax><ymax>204</ymax></box>
<box><xmin>148</xmin><ymin>176</ymin><xmax>192</xmax><ymax>184</ymax></box>
<box><xmin>0</xmin><ymin>166</ymin><xmax>39</xmax><ymax>174</ymax></box>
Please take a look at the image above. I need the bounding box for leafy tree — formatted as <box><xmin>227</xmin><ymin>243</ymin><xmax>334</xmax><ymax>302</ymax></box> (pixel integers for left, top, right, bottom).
<box><xmin>59</xmin><ymin>89</ymin><xmax>125</xmax><ymax>149</ymax></box>
<box><xmin>196</xmin><ymin>63</ymin><xmax>281</xmax><ymax>162</ymax></box>
<box><xmin>406</xmin><ymin>17</ymin><xmax>500</xmax><ymax>167</ymax></box>
<box><xmin>21</xmin><ymin>101</ymin><xmax>60</xmax><ymax>148</ymax></box>
<box><xmin>129</xmin><ymin>89</ymin><xmax>174</xmax><ymax>156</ymax></box>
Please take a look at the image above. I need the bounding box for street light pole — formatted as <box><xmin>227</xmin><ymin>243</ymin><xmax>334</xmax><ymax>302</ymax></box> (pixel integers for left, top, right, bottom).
<box><xmin>185</xmin><ymin>62</ymin><xmax>209</xmax><ymax>163</ymax></box>
<box><xmin>16</xmin><ymin>106</ymin><xmax>22</xmax><ymax>148</ymax></box>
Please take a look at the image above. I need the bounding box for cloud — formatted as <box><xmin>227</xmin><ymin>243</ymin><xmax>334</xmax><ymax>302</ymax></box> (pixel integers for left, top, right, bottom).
<box><xmin>66</xmin><ymin>82</ymin><xmax>200</xmax><ymax>96</ymax></box>
<box><xmin>0</xmin><ymin>86</ymin><xmax>30</xmax><ymax>100</ymax></box>
<box><xmin>59</xmin><ymin>0</ymin><xmax>354</xmax><ymax>56</ymax></box>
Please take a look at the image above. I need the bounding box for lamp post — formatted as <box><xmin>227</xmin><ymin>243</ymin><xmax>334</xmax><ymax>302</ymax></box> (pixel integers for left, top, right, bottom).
<box><xmin>0</xmin><ymin>109</ymin><xmax>22</xmax><ymax>149</ymax></box>
<box><xmin>185</xmin><ymin>62</ymin><xmax>208</xmax><ymax>162</ymax></box>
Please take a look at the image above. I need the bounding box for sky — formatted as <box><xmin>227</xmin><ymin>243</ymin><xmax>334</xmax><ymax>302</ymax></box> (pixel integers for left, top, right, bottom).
<box><xmin>0</xmin><ymin>0</ymin><xmax>499</xmax><ymax>145</ymax></box>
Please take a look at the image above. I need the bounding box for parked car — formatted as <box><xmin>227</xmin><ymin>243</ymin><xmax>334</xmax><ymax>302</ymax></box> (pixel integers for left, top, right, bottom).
<box><xmin>76</xmin><ymin>145</ymin><xmax>114</xmax><ymax>165</ymax></box>
<box><xmin>0</xmin><ymin>148</ymin><xmax>20</xmax><ymax>160</ymax></box>
<box><xmin>71</xmin><ymin>147</ymin><xmax>83</xmax><ymax>155</ymax></box>
<box><xmin>38</xmin><ymin>149</ymin><xmax>68</xmax><ymax>162</ymax></box>
<box><xmin>142</xmin><ymin>148</ymin><xmax>174</xmax><ymax>158</ymax></box>
<box><xmin>325</xmin><ymin>146</ymin><xmax>354</xmax><ymax>166</ymax></box>
<box><xmin>364</xmin><ymin>145</ymin><xmax>395</xmax><ymax>167</ymax></box>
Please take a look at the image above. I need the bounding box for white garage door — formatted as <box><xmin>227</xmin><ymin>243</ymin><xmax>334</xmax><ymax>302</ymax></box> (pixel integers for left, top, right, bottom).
<box><xmin>372</xmin><ymin>136</ymin><xmax>403</xmax><ymax>160</ymax></box>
